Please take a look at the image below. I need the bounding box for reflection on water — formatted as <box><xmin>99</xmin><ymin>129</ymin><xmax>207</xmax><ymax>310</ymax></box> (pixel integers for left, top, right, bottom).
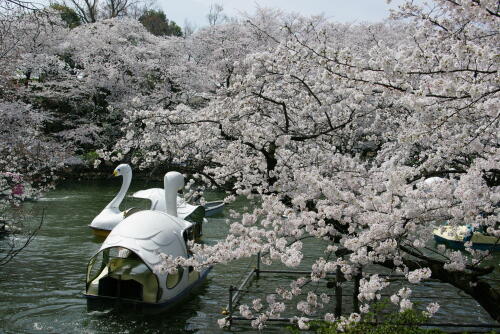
<box><xmin>0</xmin><ymin>180</ymin><xmax>498</xmax><ymax>333</ymax></box>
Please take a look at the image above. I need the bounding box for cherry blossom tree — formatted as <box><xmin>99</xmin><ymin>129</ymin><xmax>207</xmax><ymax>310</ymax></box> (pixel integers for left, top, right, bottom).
<box><xmin>0</xmin><ymin>7</ymin><xmax>66</xmax><ymax>86</ymax></box>
<box><xmin>53</xmin><ymin>18</ymin><xmax>177</xmax><ymax>107</ymax></box>
<box><xmin>0</xmin><ymin>8</ymin><xmax>69</xmax><ymax>265</ymax></box>
<box><xmin>0</xmin><ymin>101</ymin><xmax>68</xmax><ymax>265</ymax></box>
<box><xmin>107</xmin><ymin>0</ymin><xmax>499</xmax><ymax>327</ymax></box>
<box><xmin>0</xmin><ymin>8</ymin><xmax>70</xmax><ymax>197</ymax></box>
<box><xmin>4</xmin><ymin>16</ymin><xmax>186</xmax><ymax>161</ymax></box>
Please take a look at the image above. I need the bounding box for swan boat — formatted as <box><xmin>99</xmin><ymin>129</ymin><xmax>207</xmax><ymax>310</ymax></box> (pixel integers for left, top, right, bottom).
<box><xmin>89</xmin><ymin>164</ymin><xmax>205</xmax><ymax>238</ymax></box>
<box><xmin>433</xmin><ymin>225</ymin><xmax>500</xmax><ymax>251</ymax></box>
<box><xmin>84</xmin><ymin>172</ymin><xmax>211</xmax><ymax>310</ymax></box>
<box><xmin>89</xmin><ymin>164</ymin><xmax>132</xmax><ymax>237</ymax></box>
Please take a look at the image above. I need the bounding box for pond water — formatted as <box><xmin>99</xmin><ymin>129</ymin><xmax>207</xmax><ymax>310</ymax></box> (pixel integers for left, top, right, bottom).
<box><xmin>0</xmin><ymin>179</ymin><xmax>498</xmax><ymax>333</ymax></box>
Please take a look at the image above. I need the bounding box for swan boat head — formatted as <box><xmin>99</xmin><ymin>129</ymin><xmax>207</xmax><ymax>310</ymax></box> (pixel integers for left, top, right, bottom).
<box><xmin>85</xmin><ymin>171</ymin><xmax>211</xmax><ymax>307</ymax></box>
<box><xmin>112</xmin><ymin>163</ymin><xmax>132</xmax><ymax>179</ymax></box>
<box><xmin>89</xmin><ymin>163</ymin><xmax>132</xmax><ymax>234</ymax></box>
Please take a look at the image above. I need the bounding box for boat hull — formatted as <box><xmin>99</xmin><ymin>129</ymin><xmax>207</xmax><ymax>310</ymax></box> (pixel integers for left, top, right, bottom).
<box><xmin>89</xmin><ymin>225</ymin><xmax>111</xmax><ymax>238</ymax></box>
<box><xmin>84</xmin><ymin>267</ymin><xmax>211</xmax><ymax>314</ymax></box>
<box><xmin>204</xmin><ymin>201</ymin><xmax>224</xmax><ymax>217</ymax></box>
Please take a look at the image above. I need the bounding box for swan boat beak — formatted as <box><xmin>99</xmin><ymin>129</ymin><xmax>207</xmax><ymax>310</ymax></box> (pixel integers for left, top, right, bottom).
<box><xmin>113</xmin><ymin>170</ymin><xmax>119</xmax><ymax>177</ymax></box>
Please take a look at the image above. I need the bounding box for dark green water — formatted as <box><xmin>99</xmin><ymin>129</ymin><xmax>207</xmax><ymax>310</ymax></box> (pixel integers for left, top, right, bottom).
<box><xmin>0</xmin><ymin>180</ymin><xmax>498</xmax><ymax>333</ymax></box>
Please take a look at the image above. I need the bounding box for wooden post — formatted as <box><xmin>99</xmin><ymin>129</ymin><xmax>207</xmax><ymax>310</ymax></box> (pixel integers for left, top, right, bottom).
<box><xmin>335</xmin><ymin>266</ymin><xmax>342</xmax><ymax>317</ymax></box>
<box><xmin>353</xmin><ymin>270</ymin><xmax>361</xmax><ymax>314</ymax></box>
<box><xmin>228</xmin><ymin>285</ymin><xmax>234</xmax><ymax>314</ymax></box>
<box><xmin>117</xmin><ymin>274</ymin><xmax>121</xmax><ymax>302</ymax></box>
<box><xmin>256</xmin><ymin>252</ymin><xmax>261</xmax><ymax>278</ymax></box>
<box><xmin>228</xmin><ymin>285</ymin><xmax>234</xmax><ymax>327</ymax></box>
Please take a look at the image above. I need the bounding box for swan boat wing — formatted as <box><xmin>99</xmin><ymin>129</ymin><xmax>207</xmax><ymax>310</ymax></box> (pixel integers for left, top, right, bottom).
<box><xmin>133</xmin><ymin>188</ymin><xmax>205</xmax><ymax>222</ymax></box>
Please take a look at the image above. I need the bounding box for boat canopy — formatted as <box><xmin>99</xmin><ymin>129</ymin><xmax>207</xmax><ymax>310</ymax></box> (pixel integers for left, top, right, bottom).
<box><xmin>98</xmin><ymin>210</ymin><xmax>192</xmax><ymax>275</ymax></box>
<box><xmin>86</xmin><ymin>246</ymin><xmax>160</xmax><ymax>303</ymax></box>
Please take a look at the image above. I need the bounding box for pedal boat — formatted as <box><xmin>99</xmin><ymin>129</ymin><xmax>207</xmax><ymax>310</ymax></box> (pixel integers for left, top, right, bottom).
<box><xmin>84</xmin><ymin>172</ymin><xmax>211</xmax><ymax>309</ymax></box>
<box><xmin>433</xmin><ymin>225</ymin><xmax>500</xmax><ymax>251</ymax></box>
<box><xmin>89</xmin><ymin>164</ymin><xmax>205</xmax><ymax>238</ymax></box>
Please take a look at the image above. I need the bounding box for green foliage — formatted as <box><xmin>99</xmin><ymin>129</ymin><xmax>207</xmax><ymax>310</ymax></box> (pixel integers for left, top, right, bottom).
<box><xmin>312</xmin><ymin>311</ymin><xmax>443</xmax><ymax>334</ymax></box>
<box><xmin>82</xmin><ymin>151</ymin><xmax>99</xmax><ymax>164</ymax></box>
<box><xmin>138</xmin><ymin>10</ymin><xmax>182</xmax><ymax>37</ymax></box>
<box><xmin>50</xmin><ymin>4</ymin><xmax>81</xmax><ymax>28</ymax></box>
<box><xmin>289</xmin><ymin>303</ymin><xmax>450</xmax><ymax>334</ymax></box>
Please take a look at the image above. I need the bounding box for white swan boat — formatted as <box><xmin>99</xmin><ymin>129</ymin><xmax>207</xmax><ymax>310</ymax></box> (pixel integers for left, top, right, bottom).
<box><xmin>89</xmin><ymin>164</ymin><xmax>205</xmax><ymax>238</ymax></box>
<box><xmin>89</xmin><ymin>164</ymin><xmax>132</xmax><ymax>237</ymax></box>
<box><xmin>84</xmin><ymin>172</ymin><xmax>211</xmax><ymax>310</ymax></box>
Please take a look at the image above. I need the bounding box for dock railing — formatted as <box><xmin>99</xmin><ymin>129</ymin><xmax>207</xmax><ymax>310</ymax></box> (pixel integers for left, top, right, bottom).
<box><xmin>222</xmin><ymin>252</ymin><xmax>500</xmax><ymax>333</ymax></box>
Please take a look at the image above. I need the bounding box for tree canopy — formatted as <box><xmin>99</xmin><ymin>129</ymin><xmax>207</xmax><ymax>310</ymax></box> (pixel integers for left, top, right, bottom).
<box><xmin>139</xmin><ymin>9</ymin><xmax>182</xmax><ymax>37</ymax></box>
<box><xmin>50</xmin><ymin>3</ymin><xmax>81</xmax><ymax>28</ymax></box>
